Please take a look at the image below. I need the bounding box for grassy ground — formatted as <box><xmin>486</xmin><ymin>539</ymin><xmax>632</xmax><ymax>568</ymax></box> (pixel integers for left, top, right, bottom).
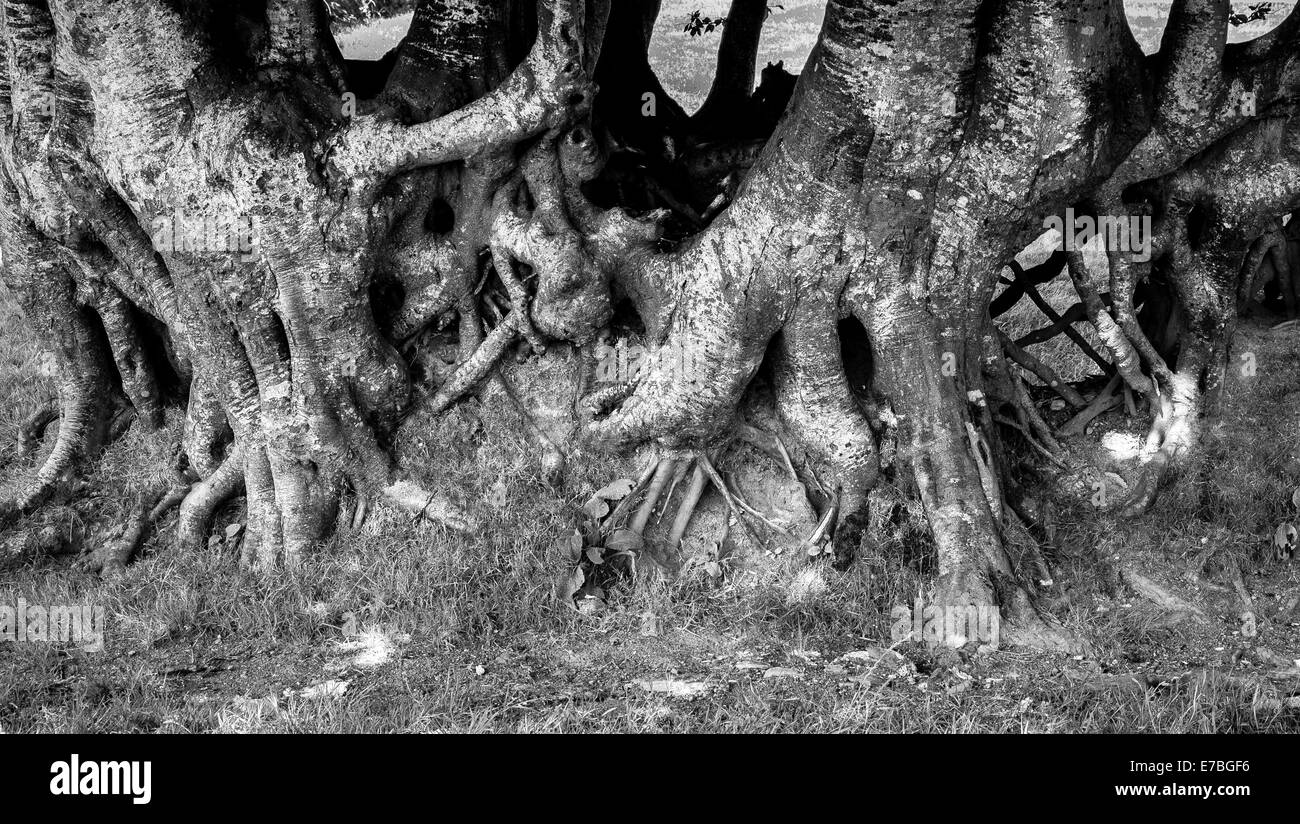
<box><xmin>2</xmin><ymin>272</ymin><xmax>1300</xmax><ymax>733</ymax></box>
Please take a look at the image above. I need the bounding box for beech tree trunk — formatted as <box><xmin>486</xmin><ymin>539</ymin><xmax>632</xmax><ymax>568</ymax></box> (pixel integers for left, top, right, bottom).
<box><xmin>2</xmin><ymin>0</ymin><xmax>1298</xmax><ymax>648</ymax></box>
<box><xmin>691</xmin><ymin>0</ymin><xmax>767</xmax><ymax>135</ymax></box>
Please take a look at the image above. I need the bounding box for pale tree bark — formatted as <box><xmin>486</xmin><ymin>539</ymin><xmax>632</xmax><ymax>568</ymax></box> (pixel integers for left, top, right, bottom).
<box><xmin>2</xmin><ymin>0</ymin><xmax>1299</xmax><ymax>651</ymax></box>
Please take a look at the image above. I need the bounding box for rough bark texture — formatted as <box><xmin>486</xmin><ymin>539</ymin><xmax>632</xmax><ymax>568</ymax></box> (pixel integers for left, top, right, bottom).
<box><xmin>2</xmin><ymin>0</ymin><xmax>1298</xmax><ymax>649</ymax></box>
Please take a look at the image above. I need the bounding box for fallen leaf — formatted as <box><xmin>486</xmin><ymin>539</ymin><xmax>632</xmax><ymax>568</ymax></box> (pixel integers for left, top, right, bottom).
<box><xmin>333</xmin><ymin>628</ymin><xmax>396</xmax><ymax>669</ymax></box>
<box><xmin>1274</xmin><ymin>523</ymin><xmax>1297</xmax><ymax>549</ymax></box>
<box><xmin>836</xmin><ymin>648</ymin><xmax>905</xmax><ymax>667</ymax></box>
<box><xmin>558</xmin><ymin>566</ymin><xmax>585</xmax><ymax>607</ymax></box>
<box><xmin>582</xmin><ymin>496</ymin><xmax>610</xmax><ymax>520</ymax></box>
<box><xmin>633</xmin><ymin>679</ymin><xmax>708</xmax><ymax>698</ymax></box>
<box><xmin>552</xmin><ymin>531</ymin><xmax>584</xmax><ymax>561</ymax></box>
<box><xmin>487</xmin><ymin>478</ymin><xmax>507</xmax><ymax>510</ymax></box>
<box><xmin>1241</xmin><ymin>611</ymin><xmax>1258</xmax><ymax>639</ymax></box>
<box><xmin>593</xmin><ymin>479</ymin><xmax>635</xmax><ymax>501</ymax></box>
<box><xmin>298</xmin><ymin>680</ymin><xmax>349</xmax><ymax>699</ymax></box>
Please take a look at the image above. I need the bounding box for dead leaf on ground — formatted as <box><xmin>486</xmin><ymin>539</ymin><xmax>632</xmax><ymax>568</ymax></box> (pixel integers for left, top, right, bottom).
<box><xmin>558</xmin><ymin>566</ymin><xmax>585</xmax><ymax>607</ymax></box>
<box><xmin>633</xmin><ymin>679</ymin><xmax>708</xmax><ymax>698</ymax></box>
<box><xmin>593</xmin><ymin>479</ymin><xmax>635</xmax><ymax>501</ymax></box>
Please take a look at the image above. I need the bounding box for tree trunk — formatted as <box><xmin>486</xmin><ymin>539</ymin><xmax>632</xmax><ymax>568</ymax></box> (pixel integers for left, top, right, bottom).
<box><xmin>691</xmin><ymin>0</ymin><xmax>767</xmax><ymax>135</ymax></box>
<box><xmin>2</xmin><ymin>0</ymin><xmax>1299</xmax><ymax>650</ymax></box>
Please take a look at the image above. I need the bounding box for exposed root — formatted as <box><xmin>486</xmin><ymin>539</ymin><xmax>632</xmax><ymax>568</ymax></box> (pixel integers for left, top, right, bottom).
<box><xmin>1059</xmin><ymin>373</ymin><xmax>1122</xmax><ymax>437</ymax></box>
<box><xmin>350</xmin><ymin>496</ymin><xmax>370</xmax><ymax>531</ymax></box>
<box><xmin>599</xmin><ymin>452</ymin><xmax>660</xmax><ymax>537</ymax></box>
<box><xmin>490</xmin><ymin>248</ymin><xmax>546</xmax><ymax>352</ymax></box>
<box><xmin>380</xmin><ymin>478</ymin><xmax>475</xmax><ymax>534</ymax></box>
<box><xmin>695</xmin><ymin>453</ymin><xmax>779</xmax><ymax>551</ymax></box>
<box><xmin>427</xmin><ymin>313</ymin><xmax>522</xmax><ymax>414</ymax></box>
<box><xmin>666</xmin><ymin>462</ymin><xmax>709</xmax><ymax>550</ymax></box>
<box><xmin>176</xmin><ymin>448</ymin><xmax>246</xmax><ymax>553</ymax></box>
<box><xmin>998</xmin><ymin>329</ymin><xmax>1086</xmax><ymax>409</ymax></box>
<box><xmin>1000</xmin><ymin>612</ymin><xmax>1089</xmax><ymax>653</ymax></box>
<box><xmin>78</xmin><ymin>465</ymin><xmax>190</xmax><ymax>577</ymax></box>
<box><xmin>91</xmin><ymin>281</ymin><xmax>163</xmax><ymax>429</ymax></box>
<box><xmin>1008</xmin><ymin>367</ymin><xmax>1064</xmax><ymax>455</ymax></box>
<box><xmin>183</xmin><ymin>377</ymin><xmax>231</xmax><ymax>478</ymax></box>
<box><xmin>1066</xmin><ymin>250</ymin><xmax>1158</xmax><ymax>403</ymax></box>
<box><xmin>1119</xmin><ymin>372</ymin><xmax>1200</xmax><ymax>518</ymax></box>
<box><xmin>1121</xmin><ymin>565</ymin><xmax>1210</xmax><ymax>623</ymax></box>
<box><xmin>735</xmin><ymin>422</ymin><xmax>799</xmax><ymax>482</ymax></box>
<box><xmin>18</xmin><ymin>399</ymin><xmax>58</xmax><ymax>456</ymax></box>
<box><xmin>718</xmin><ymin>470</ymin><xmax>794</xmax><ymax>536</ymax></box>
<box><xmin>1</xmin><ymin>378</ymin><xmax>109</xmax><ymax>528</ymax></box>
<box><xmin>629</xmin><ymin>456</ymin><xmax>681</xmax><ymax>536</ymax></box>
<box><xmin>109</xmin><ymin>406</ymin><xmax>137</xmax><ymax>442</ymax></box>
<box><xmin>800</xmin><ymin>489</ymin><xmax>838</xmax><ymax>555</ymax></box>
<box><xmin>996</xmin><ymin>413</ymin><xmax>1067</xmax><ymax>468</ymax></box>
<box><xmin>1003</xmin><ymin>506</ymin><xmax>1055</xmax><ymax>588</ymax></box>
<box><xmin>771</xmin><ymin>300</ymin><xmax>877</xmax><ymax>548</ymax></box>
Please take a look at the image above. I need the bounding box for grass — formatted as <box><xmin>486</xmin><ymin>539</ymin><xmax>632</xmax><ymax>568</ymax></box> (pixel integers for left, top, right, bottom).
<box><xmin>1</xmin><ymin>6</ymin><xmax>1298</xmax><ymax>740</ymax></box>
<box><xmin>2</xmin><ymin>271</ymin><xmax>1300</xmax><ymax>733</ymax></box>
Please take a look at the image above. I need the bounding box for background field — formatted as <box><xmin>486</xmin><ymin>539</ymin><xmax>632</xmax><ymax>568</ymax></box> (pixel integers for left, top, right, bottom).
<box><xmin>335</xmin><ymin>1</ymin><xmax>1299</xmax><ymax>112</ymax></box>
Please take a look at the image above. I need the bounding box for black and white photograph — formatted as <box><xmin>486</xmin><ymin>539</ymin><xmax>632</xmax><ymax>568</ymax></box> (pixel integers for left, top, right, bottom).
<box><xmin>0</xmin><ymin>0</ymin><xmax>1298</xmax><ymax>785</ymax></box>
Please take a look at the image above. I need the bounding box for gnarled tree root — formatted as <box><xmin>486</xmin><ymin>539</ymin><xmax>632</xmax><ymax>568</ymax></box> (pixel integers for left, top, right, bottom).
<box><xmin>18</xmin><ymin>400</ymin><xmax>59</xmax><ymax>456</ymax></box>
<box><xmin>1121</xmin><ymin>565</ymin><xmax>1210</xmax><ymax>624</ymax></box>
<box><xmin>177</xmin><ymin>449</ymin><xmax>246</xmax><ymax>553</ymax></box>
<box><xmin>78</xmin><ymin>474</ymin><xmax>191</xmax><ymax>577</ymax></box>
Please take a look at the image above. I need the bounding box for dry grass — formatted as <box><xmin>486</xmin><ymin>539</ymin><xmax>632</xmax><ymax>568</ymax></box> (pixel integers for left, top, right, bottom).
<box><xmin>2</xmin><ymin>280</ymin><xmax>1299</xmax><ymax>732</ymax></box>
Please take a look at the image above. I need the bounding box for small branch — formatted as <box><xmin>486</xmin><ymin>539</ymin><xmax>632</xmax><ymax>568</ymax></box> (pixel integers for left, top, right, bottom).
<box><xmin>1059</xmin><ymin>373</ymin><xmax>1123</xmax><ymax>437</ymax></box>
<box><xmin>990</xmin><ymin>251</ymin><xmax>1067</xmax><ymax>317</ymax></box>
<box><xmin>1008</xmin><ymin>259</ymin><xmax>1111</xmax><ymax>371</ymax></box>
<box><xmin>1066</xmin><ymin>251</ymin><xmax>1157</xmax><ymax>401</ymax></box>
<box><xmin>428</xmin><ymin>313</ymin><xmax>523</xmax><ymax>414</ymax></box>
<box><xmin>381</xmin><ymin>478</ymin><xmax>475</xmax><ymax>534</ymax></box>
<box><xmin>997</xmin><ymin>328</ymin><xmax>1086</xmax><ymax>408</ymax></box>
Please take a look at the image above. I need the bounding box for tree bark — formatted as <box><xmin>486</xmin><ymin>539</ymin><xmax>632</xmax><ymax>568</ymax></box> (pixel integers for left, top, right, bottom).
<box><xmin>3</xmin><ymin>0</ymin><xmax>1299</xmax><ymax>649</ymax></box>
